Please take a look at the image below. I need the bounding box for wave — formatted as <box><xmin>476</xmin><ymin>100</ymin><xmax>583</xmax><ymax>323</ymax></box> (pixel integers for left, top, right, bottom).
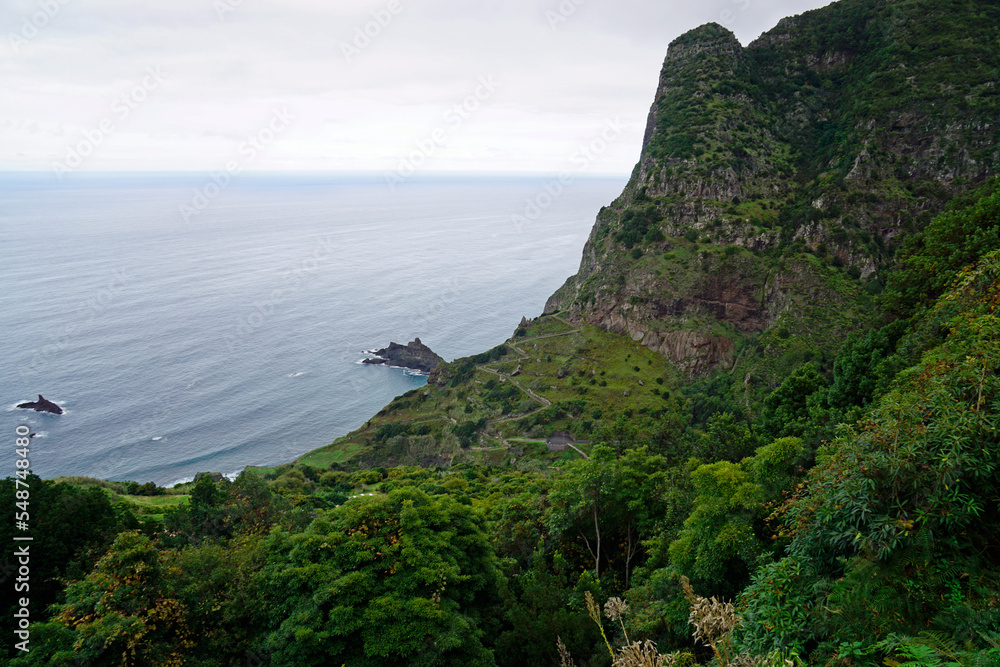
<box><xmin>357</xmin><ymin>360</ymin><xmax>429</xmax><ymax>376</ymax></box>
<box><xmin>9</xmin><ymin>402</ymin><xmax>70</xmax><ymax>416</ymax></box>
<box><xmin>165</xmin><ymin>468</ymin><xmax>245</xmax><ymax>489</ymax></box>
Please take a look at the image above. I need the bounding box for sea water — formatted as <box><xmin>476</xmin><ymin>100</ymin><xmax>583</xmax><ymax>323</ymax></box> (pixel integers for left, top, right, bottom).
<box><xmin>0</xmin><ymin>172</ymin><xmax>626</xmax><ymax>486</ymax></box>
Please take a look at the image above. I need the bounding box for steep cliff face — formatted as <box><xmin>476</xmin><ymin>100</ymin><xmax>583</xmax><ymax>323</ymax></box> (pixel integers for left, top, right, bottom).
<box><xmin>546</xmin><ymin>0</ymin><xmax>1000</xmax><ymax>380</ymax></box>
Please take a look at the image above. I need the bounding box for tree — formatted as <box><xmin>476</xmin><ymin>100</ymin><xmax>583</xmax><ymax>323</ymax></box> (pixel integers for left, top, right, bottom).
<box><xmin>495</xmin><ymin>550</ymin><xmax>601</xmax><ymax>666</ymax></box>
<box><xmin>827</xmin><ymin>321</ymin><xmax>906</xmax><ymax>411</ymax></box>
<box><xmin>0</xmin><ymin>476</ymin><xmax>134</xmax><ymax>659</ymax></box>
<box><xmin>259</xmin><ymin>487</ymin><xmax>499</xmax><ymax>666</ymax></box>
<box><xmin>696</xmin><ymin>411</ymin><xmax>758</xmax><ymax>462</ymax></box>
<box><xmin>669</xmin><ymin>437</ymin><xmax>804</xmax><ymax>598</ymax></box>
<box><xmin>44</xmin><ymin>532</ymin><xmax>193</xmax><ymax>666</ymax></box>
<box><xmin>759</xmin><ymin>363</ymin><xmax>828</xmax><ymax>439</ymax></box>
<box><xmin>883</xmin><ymin>179</ymin><xmax>1000</xmax><ymax>319</ymax></box>
<box><xmin>747</xmin><ymin>251</ymin><xmax>1000</xmax><ymax>653</ymax></box>
<box><xmin>548</xmin><ymin>445</ymin><xmax>618</xmax><ymax>578</ymax></box>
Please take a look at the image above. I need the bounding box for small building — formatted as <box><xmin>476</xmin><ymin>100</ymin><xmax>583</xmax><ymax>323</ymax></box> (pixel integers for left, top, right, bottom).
<box><xmin>545</xmin><ymin>431</ymin><xmax>575</xmax><ymax>452</ymax></box>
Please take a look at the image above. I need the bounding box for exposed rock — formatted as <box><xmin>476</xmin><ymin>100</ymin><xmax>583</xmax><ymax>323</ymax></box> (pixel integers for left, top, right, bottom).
<box><xmin>363</xmin><ymin>338</ymin><xmax>444</xmax><ymax>373</ymax></box>
<box><xmin>17</xmin><ymin>395</ymin><xmax>62</xmax><ymax>415</ymax></box>
<box><xmin>512</xmin><ymin>364</ymin><xmax>522</xmax><ymax>377</ymax></box>
<box><xmin>546</xmin><ymin>5</ymin><xmax>1000</xmax><ymax>376</ymax></box>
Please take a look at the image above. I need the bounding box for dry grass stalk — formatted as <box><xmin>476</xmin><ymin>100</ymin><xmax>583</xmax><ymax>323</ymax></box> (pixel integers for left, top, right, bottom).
<box><xmin>585</xmin><ymin>591</ymin><xmax>617</xmax><ymax>659</ymax></box>
<box><xmin>612</xmin><ymin>639</ymin><xmax>681</xmax><ymax>667</ymax></box>
<box><xmin>728</xmin><ymin>652</ymin><xmax>795</xmax><ymax>667</ymax></box>
<box><xmin>604</xmin><ymin>597</ymin><xmax>629</xmax><ymax>623</ymax></box>
<box><xmin>681</xmin><ymin>576</ymin><xmax>740</xmax><ymax>665</ymax></box>
<box><xmin>556</xmin><ymin>635</ymin><xmax>575</xmax><ymax>667</ymax></box>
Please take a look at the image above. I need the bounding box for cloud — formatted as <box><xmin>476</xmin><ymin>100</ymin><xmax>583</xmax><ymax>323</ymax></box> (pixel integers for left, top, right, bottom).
<box><xmin>0</xmin><ymin>0</ymin><xmax>835</xmax><ymax>174</ymax></box>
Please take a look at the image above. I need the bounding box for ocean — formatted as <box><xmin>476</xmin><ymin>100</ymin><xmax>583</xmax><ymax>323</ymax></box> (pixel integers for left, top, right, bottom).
<box><xmin>1</xmin><ymin>172</ymin><xmax>626</xmax><ymax>486</ymax></box>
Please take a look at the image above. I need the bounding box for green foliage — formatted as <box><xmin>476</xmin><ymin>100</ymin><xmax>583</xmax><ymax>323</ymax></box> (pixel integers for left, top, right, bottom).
<box><xmin>884</xmin><ymin>179</ymin><xmax>1000</xmax><ymax>319</ymax></box>
<box><xmin>695</xmin><ymin>411</ymin><xmax>758</xmax><ymax>463</ymax></box>
<box><xmin>827</xmin><ymin>320</ymin><xmax>907</xmax><ymax>410</ymax></box>
<box><xmin>259</xmin><ymin>487</ymin><xmax>499</xmax><ymax>666</ymax></box>
<box><xmin>453</xmin><ymin>418</ymin><xmax>487</xmax><ymax>447</ymax></box>
<box><xmin>733</xmin><ymin>556</ymin><xmax>818</xmax><ymax>656</ymax></box>
<box><xmin>874</xmin><ymin>633</ymin><xmax>1000</xmax><ymax>667</ymax></box>
<box><xmin>759</xmin><ymin>363</ymin><xmax>828</xmax><ymax>440</ymax></box>
<box><xmin>753</xmin><ymin>250</ymin><xmax>1000</xmax><ymax>651</ymax></box>
<box><xmin>786</xmin><ymin>255</ymin><xmax>1000</xmax><ymax>563</ymax></box>
<box><xmin>47</xmin><ymin>531</ymin><xmax>194</xmax><ymax>665</ymax></box>
<box><xmin>495</xmin><ymin>551</ymin><xmax>602</xmax><ymax>666</ymax></box>
<box><xmin>616</xmin><ymin>205</ymin><xmax>664</xmax><ymax>249</ymax></box>
<box><xmin>470</xmin><ymin>344</ymin><xmax>509</xmax><ymax>365</ymax></box>
<box><xmin>0</xmin><ymin>476</ymin><xmax>135</xmax><ymax>659</ymax></box>
<box><xmin>164</xmin><ymin>471</ymin><xmax>290</xmax><ymax>545</ymax></box>
<box><xmin>669</xmin><ymin>437</ymin><xmax>803</xmax><ymax>598</ymax></box>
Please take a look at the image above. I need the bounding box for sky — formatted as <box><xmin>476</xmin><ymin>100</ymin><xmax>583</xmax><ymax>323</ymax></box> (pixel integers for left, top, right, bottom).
<box><xmin>1</xmin><ymin>0</ymin><xmax>835</xmax><ymax>176</ymax></box>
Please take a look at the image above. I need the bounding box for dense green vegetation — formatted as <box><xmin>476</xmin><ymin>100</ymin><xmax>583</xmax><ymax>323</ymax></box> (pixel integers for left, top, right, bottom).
<box><xmin>6</xmin><ymin>0</ymin><xmax>1000</xmax><ymax>663</ymax></box>
<box><xmin>6</xmin><ymin>180</ymin><xmax>1000</xmax><ymax>664</ymax></box>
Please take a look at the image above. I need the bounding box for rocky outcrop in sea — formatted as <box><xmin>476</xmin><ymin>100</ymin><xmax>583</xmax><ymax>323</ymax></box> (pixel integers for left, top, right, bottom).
<box><xmin>363</xmin><ymin>338</ymin><xmax>444</xmax><ymax>373</ymax></box>
<box><xmin>17</xmin><ymin>395</ymin><xmax>63</xmax><ymax>415</ymax></box>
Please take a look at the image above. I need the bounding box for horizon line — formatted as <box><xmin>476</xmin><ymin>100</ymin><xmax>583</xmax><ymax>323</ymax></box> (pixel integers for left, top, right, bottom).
<box><xmin>0</xmin><ymin>168</ymin><xmax>632</xmax><ymax>179</ymax></box>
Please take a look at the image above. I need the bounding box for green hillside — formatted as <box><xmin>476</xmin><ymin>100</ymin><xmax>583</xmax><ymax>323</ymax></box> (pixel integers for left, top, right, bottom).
<box><xmin>7</xmin><ymin>0</ymin><xmax>1000</xmax><ymax>664</ymax></box>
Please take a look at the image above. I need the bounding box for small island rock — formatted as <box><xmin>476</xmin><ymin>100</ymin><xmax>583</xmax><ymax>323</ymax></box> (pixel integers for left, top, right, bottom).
<box><xmin>17</xmin><ymin>395</ymin><xmax>63</xmax><ymax>415</ymax></box>
<box><xmin>362</xmin><ymin>337</ymin><xmax>444</xmax><ymax>373</ymax></box>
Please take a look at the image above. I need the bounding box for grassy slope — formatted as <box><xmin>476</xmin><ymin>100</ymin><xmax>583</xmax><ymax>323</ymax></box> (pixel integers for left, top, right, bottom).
<box><xmin>52</xmin><ymin>475</ymin><xmax>190</xmax><ymax>521</ymax></box>
<box><xmin>292</xmin><ymin>313</ymin><xmax>680</xmax><ymax>470</ymax></box>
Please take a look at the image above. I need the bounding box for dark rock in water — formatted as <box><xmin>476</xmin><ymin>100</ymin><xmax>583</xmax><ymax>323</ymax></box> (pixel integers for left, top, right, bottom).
<box><xmin>363</xmin><ymin>337</ymin><xmax>444</xmax><ymax>373</ymax></box>
<box><xmin>17</xmin><ymin>395</ymin><xmax>62</xmax><ymax>415</ymax></box>
<box><xmin>194</xmin><ymin>472</ymin><xmax>224</xmax><ymax>483</ymax></box>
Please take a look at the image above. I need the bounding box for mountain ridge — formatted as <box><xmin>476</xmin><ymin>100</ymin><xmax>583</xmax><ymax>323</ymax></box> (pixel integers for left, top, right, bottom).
<box><xmin>546</xmin><ymin>0</ymin><xmax>1000</xmax><ymax>383</ymax></box>
<box><xmin>291</xmin><ymin>0</ymin><xmax>1000</xmax><ymax>470</ymax></box>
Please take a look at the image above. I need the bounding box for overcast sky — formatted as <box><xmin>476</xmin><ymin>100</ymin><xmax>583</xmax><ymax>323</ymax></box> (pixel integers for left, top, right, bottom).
<box><xmin>1</xmin><ymin>0</ymin><xmax>834</xmax><ymax>175</ymax></box>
